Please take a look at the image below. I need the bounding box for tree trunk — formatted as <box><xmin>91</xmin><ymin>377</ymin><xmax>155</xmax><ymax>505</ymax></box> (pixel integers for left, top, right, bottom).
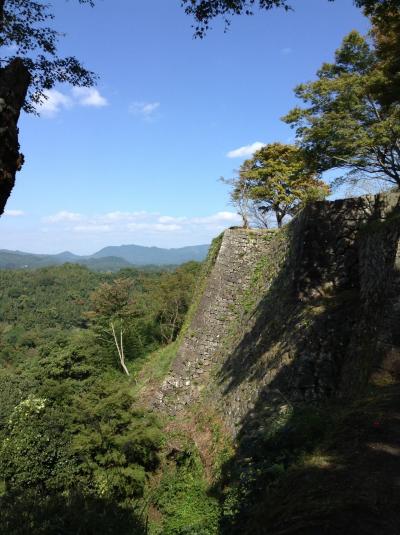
<box><xmin>111</xmin><ymin>321</ymin><xmax>130</xmax><ymax>376</ymax></box>
<box><xmin>0</xmin><ymin>58</ymin><xmax>31</xmax><ymax>216</ymax></box>
<box><xmin>0</xmin><ymin>0</ymin><xmax>5</xmax><ymax>32</ymax></box>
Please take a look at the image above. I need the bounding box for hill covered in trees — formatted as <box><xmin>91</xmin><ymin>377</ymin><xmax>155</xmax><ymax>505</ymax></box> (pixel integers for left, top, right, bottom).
<box><xmin>0</xmin><ymin>243</ymin><xmax>210</xmax><ymax>271</ymax></box>
<box><xmin>0</xmin><ymin>1</ymin><xmax>399</xmax><ymax>534</ymax></box>
<box><xmin>0</xmin><ymin>261</ymin><xmax>203</xmax><ymax>533</ymax></box>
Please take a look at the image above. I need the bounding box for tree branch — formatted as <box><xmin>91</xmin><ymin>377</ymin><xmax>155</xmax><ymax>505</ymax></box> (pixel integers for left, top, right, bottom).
<box><xmin>111</xmin><ymin>321</ymin><xmax>130</xmax><ymax>376</ymax></box>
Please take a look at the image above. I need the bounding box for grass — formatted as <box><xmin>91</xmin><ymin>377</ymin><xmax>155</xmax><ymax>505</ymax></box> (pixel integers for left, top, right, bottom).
<box><xmin>132</xmin><ymin>342</ymin><xmax>179</xmax><ymax>398</ymax></box>
<box><xmin>147</xmin><ymin>411</ymin><xmax>226</xmax><ymax>535</ymax></box>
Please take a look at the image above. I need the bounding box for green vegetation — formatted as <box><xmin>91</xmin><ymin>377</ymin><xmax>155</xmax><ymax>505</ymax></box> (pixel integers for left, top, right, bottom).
<box><xmin>284</xmin><ymin>26</ymin><xmax>400</xmax><ymax>189</ymax></box>
<box><xmin>0</xmin><ymin>0</ymin><xmax>96</xmax><ymax>113</ymax></box>
<box><xmin>182</xmin><ymin>1</ymin><xmax>394</xmax><ymax>38</ymax></box>
<box><xmin>0</xmin><ymin>244</ymin><xmax>210</xmax><ymax>271</ymax></box>
<box><xmin>155</xmin><ymin>442</ymin><xmax>220</xmax><ymax>535</ymax></box>
<box><xmin>0</xmin><ymin>261</ymin><xmax>201</xmax><ymax>534</ymax></box>
<box><xmin>223</xmin><ymin>143</ymin><xmax>330</xmax><ymax>228</ymax></box>
<box><xmin>1</xmin><ymin>2</ymin><xmax>399</xmax><ymax>534</ymax></box>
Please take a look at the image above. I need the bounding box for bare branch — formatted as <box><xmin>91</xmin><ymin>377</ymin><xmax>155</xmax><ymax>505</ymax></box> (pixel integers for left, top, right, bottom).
<box><xmin>111</xmin><ymin>321</ymin><xmax>130</xmax><ymax>376</ymax></box>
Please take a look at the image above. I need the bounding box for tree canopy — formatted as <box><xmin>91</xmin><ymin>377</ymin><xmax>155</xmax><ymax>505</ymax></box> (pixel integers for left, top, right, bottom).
<box><xmin>225</xmin><ymin>143</ymin><xmax>330</xmax><ymax>228</ymax></box>
<box><xmin>0</xmin><ymin>0</ymin><xmax>96</xmax><ymax>112</ymax></box>
<box><xmin>182</xmin><ymin>0</ymin><xmax>399</xmax><ymax>38</ymax></box>
<box><xmin>283</xmin><ymin>28</ymin><xmax>400</xmax><ymax>188</ymax></box>
<box><xmin>0</xmin><ymin>261</ymin><xmax>202</xmax><ymax>533</ymax></box>
<box><xmin>0</xmin><ymin>0</ymin><xmax>98</xmax><ymax>217</ymax></box>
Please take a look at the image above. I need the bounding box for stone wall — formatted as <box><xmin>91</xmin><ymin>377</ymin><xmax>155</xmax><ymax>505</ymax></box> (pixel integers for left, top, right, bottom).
<box><xmin>155</xmin><ymin>228</ymin><xmax>283</xmax><ymax>413</ymax></box>
<box><xmin>157</xmin><ymin>191</ymin><xmax>400</xmax><ymax>437</ymax></box>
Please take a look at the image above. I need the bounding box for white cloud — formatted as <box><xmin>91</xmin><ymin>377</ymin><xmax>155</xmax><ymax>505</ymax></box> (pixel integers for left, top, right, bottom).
<box><xmin>226</xmin><ymin>141</ymin><xmax>266</xmax><ymax>158</ymax></box>
<box><xmin>73</xmin><ymin>224</ymin><xmax>111</xmax><ymax>233</ymax></box>
<box><xmin>44</xmin><ymin>211</ymin><xmax>83</xmax><ymax>223</ymax></box>
<box><xmin>103</xmin><ymin>211</ymin><xmax>148</xmax><ymax>222</ymax></box>
<box><xmin>158</xmin><ymin>215</ymin><xmax>185</xmax><ymax>224</ymax></box>
<box><xmin>129</xmin><ymin>101</ymin><xmax>160</xmax><ymax>119</ymax></box>
<box><xmin>41</xmin><ymin>210</ymin><xmax>241</xmax><ymax>239</ymax></box>
<box><xmin>192</xmin><ymin>212</ymin><xmax>241</xmax><ymax>224</ymax></box>
<box><xmin>72</xmin><ymin>87</ymin><xmax>108</xmax><ymax>107</ymax></box>
<box><xmin>4</xmin><ymin>209</ymin><xmax>244</xmax><ymax>255</ymax></box>
<box><xmin>37</xmin><ymin>87</ymin><xmax>108</xmax><ymax>117</ymax></box>
<box><xmin>127</xmin><ymin>222</ymin><xmax>183</xmax><ymax>232</ymax></box>
<box><xmin>4</xmin><ymin>209</ymin><xmax>25</xmax><ymax>217</ymax></box>
<box><xmin>39</xmin><ymin>89</ymin><xmax>73</xmax><ymax>118</ymax></box>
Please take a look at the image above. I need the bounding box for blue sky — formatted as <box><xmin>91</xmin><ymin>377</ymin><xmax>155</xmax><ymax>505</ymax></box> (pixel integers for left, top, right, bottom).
<box><xmin>0</xmin><ymin>0</ymin><xmax>369</xmax><ymax>254</ymax></box>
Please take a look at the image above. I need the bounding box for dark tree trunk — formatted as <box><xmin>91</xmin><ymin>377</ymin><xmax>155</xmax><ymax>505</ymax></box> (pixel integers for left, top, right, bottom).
<box><xmin>0</xmin><ymin>0</ymin><xmax>5</xmax><ymax>30</ymax></box>
<box><xmin>0</xmin><ymin>58</ymin><xmax>30</xmax><ymax>216</ymax></box>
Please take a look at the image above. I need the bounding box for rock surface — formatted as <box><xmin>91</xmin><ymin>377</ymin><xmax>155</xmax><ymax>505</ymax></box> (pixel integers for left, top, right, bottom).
<box><xmin>157</xmin><ymin>192</ymin><xmax>400</xmax><ymax>438</ymax></box>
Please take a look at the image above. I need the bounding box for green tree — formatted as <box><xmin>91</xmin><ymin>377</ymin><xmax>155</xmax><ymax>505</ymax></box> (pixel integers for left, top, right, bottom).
<box><xmin>181</xmin><ymin>1</ymin><xmax>396</xmax><ymax>38</ymax></box>
<box><xmin>221</xmin><ymin>169</ymin><xmax>252</xmax><ymax>228</ymax></box>
<box><xmin>0</xmin><ymin>0</ymin><xmax>97</xmax><ymax>216</ymax></box>
<box><xmin>182</xmin><ymin>0</ymin><xmax>290</xmax><ymax>38</ymax></box>
<box><xmin>71</xmin><ymin>381</ymin><xmax>163</xmax><ymax>503</ymax></box>
<box><xmin>368</xmin><ymin>2</ymin><xmax>400</xmax><ymax>105</ymax></box>
<box><xmin>0</xmin><ymin>0</ymin><xmax>96</xmax><ymax>111</ymax></box>
<box><xmin>231</xmin><ymin>143</ymin><xmax>329</xmax><ymax>228</ymax></box>
<box><xmin>0</xmin><ymin>396</ymin><xmax>72</xmax><ymax>492</ymax></box>
<box><xmin>283</xmin><ymin>30</ymin><xmax>400</xmax><ymax>188</ymax></box>
<box><xmin>86</xmin><ymin>278</ymin><xmax>138</xmax><ymax>375</ymax></box>
<box><xmin>155</xmin><ymin>262</ymin><xmax>202</xmax><ymax>344</ymax></box>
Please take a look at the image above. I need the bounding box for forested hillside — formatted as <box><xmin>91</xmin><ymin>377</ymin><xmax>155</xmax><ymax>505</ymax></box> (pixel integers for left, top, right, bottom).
<box><xmin>0</xmin><ymin>262</ymin><xmax>201</xmax><ymax>533</ymax></box>
<box><xmin>0</xmin><ymin>0</ymin><xmax>399</xmax><ymax>534</ymax></box>
<box><xmin>0</xmin><ymin>243</ymin><xmax>210</xmax><ymax>271</ymax></box>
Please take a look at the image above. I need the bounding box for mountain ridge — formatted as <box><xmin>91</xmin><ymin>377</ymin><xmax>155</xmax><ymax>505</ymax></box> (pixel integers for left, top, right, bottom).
<box><xmin>0</xmin><ymin>243</ymin><xmax>210</xmax><ymax>271</ymax></box>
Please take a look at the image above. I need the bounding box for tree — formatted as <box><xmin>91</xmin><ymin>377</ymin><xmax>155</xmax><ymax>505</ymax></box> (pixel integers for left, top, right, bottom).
<box><xmin>368</xmin><ymin>2</ymin><xmax>400</xmax><ymax>106</ymax></box>
<box><xmin>0</xmin><ymin>396</ymin><xmax>71</xmax><ymax>492</ymax></box>
<box><xmin>283</xmin><ymin>29</ymin><xmax>400</xmax><ymax>189</ymax></box>
<box><xmin>182</xmin><ymin>0</ymin><xmax>290</xmax><ymax>38</ymax></box>
<box><xmin>181</xmin><ymin>0</ymin><xmax>397</xmax><ymax>38</ymax></box>
<box><xmin>229</xmin><ymin>143</ymin><xmax>330</xmax><ymax>228</ymax></box>
<box><xmin>71</xmin><ymin>381</ymin><xmax>163</xmax><ymax>502</ymax></box>
<box><xmin>86</xmin><ymin>278</ymin><xmax>136</xmax><ymax>376</ymax></box>
<box><xmin>221</xmin><ymin>169</ymin><xmax>252</xmax><ymax>228</ymax></box>
<box><xmin>0</xmin><ymin>0</ymin><xmax>97</xmax><ymax>216</ymax></box>
<box><xmin>155</xmin><ymin>262</ymin><xmax>201</xmax><ymax>344</ymax></box>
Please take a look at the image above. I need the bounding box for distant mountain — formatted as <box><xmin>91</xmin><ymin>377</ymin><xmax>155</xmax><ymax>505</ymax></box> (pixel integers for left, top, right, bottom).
<box><xmin>0</xmin><ymin>243</ymin><xmax>210</xmax><ymax>271</ymax></box>
<box><xmin>52</xmin><ymin>251</ymin><xmax>83</xmax><ymax>262</ymax></box>
<box><xmin>0</xmin><ymin>250</ymin><xmax>60</xmax><ymax>270</ymax></box>
<box><xmin>79</xmin><ymin>256</ymin><xmax>133</xmax><ymax>272</ymax></box>
<box><xmin>93</xmin><ymin>244</ymin><xmax>210</xmax><ymax>265</ymax></box>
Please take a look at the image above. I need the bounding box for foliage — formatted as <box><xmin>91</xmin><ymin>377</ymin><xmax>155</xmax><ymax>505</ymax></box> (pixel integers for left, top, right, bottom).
<box><xmin>0</xmin><ymin>489</ymin><xmax>146</xmax><ymax>535</ymax></box>
<box><xmin>85</xmin><ymin>262</ymin><xmax>201</xmax><ymax>371</ymax></box>
<box><xmin>0</xmin><ymin>263</ymin><xmax>103</xmax><ymax>332</ymax></box>
<box><xmin>181</xmin><ymin>1</ymin><xmax>396</xmax><ymax>38</ymax></box>
<box><xmin>154</xmin><ymin>262</ymin><xmax>202</xmax><ymax>344</ymax></box>
<box><xmin>71</xmin><ymin>381</ymin><xmax>164</xmax><ymax>502</ymax></box>
<box><xmin>226</xmin><ymin>143</ymin><xmax>330</xmax><ymax>227</ymax></box>
<box><xmin>0</xmin><ymin>261</ymin><xmax>201</xmax><ymax>533</ymax></box>
<box><xmin>155</xmin><ymin>444</ymin><xmax>220</xmax><ymax>535</ymax></box>
<box><xmin>369</xmin><ymin>2</ymin><xmax>400</xmax><ymax>105</ymax></box>
<box><xmin>182</xmin><ymin>0</ymin><xmax>290</xmax><ymax>38</ymax></box>
<box><xmin>0</xmin><ymin>396</ymin><xmax>72</xmax><ymax>491</ymax></box>
<box><xmin>283</xmin><ymin>28</ymin><xmax>400</xmax><ymax>188</ymax></box>
<box><xmin>0</xmin><ymin>0</ymin><xmax>97</xmax><ymax>112</ymax></box>
<box><xmin>220</xmin><ymin>173</ymin><xmax>252</xmax><ymax>228</ymax></box>
<box><xmin>219</xmin><ymin>405</ymin><xmax>331</xmax><ymax>532</ymax></box>
<box><xmin>0</xmin><ymin>262</ymin><xmax>200</xmax><ymax>370</ymax></box>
